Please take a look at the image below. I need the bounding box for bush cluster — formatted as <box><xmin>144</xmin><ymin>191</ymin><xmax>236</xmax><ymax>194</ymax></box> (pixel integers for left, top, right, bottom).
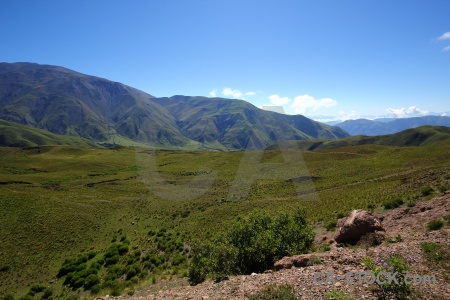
<box><xmin>383</xmin><ymin>198</ymin><xmax>404</xmax><ymax>210</ymax></box>
<box><xmin>188</xmin><ymin>209</ymin><xmax>315</xmax><ymax>285</ymax></box>
<box><xmin>55</xmin><ymin>230</ymin><xmax>188</xmax><ymax>297</ymax></box>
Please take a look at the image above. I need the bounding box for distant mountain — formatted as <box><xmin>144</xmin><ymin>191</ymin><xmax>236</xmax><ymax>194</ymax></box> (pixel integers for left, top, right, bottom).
<box><xmin>335</xmin><ymin>116</ymin><xmax>450</xmax><ymax>136</ymax></box>
<box><xmin>266</xmin><ymin>125</ymin><xmax>450</xmax><ymax>151</ymax></box>
<box><xmin>0</xmin><ymin>62</ymin><xmax>348</xmax><ymax>149</ymax></box>
<box><xmin>0</xmin><ymin>119</ymin><xmax>98</xmax><ymax>147</ymax></box>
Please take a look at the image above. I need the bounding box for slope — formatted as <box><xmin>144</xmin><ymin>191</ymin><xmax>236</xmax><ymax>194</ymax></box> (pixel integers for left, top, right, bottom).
<box><xmin>0</xmin><ymin>119</ymin><xmax>99</xmax><ymax>147</ymax></box>
<box><xmin>266</xmin><ymin>125</ymin><xmax>450</xmax><ymax>151</ymax></box>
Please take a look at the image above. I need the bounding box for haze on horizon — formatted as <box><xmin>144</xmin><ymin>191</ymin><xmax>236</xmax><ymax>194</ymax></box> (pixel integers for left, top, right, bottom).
<box><xmin>1</xmin><ymin>0</ymin><xmax>449</xmax><ymax>121</ymax></box>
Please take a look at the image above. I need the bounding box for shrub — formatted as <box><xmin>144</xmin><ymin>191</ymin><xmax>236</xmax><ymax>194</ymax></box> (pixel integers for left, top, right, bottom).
<box><xmin>427</xmin><ymin>219</ymin><xmax>444</xmax><ymax>231</ymax></box>
<box><xmin>438</xmin><ymin>185</ymin><xmax>449</xmax><ymax>193</ymax></box>
<box><xmin>110</xmin><ymin>281</ymin><xmax>124</xmax><ymax>296</ymax></box>
<box><xmin>29</xmin><ymin>284</ymin><xmax>46</xmax><ymax>293</ymax></box>
<box><xmin>104</xmin><ymin>255</ymin><xmax>120</xmax><ymax>266</ymax></box>
<box><xmin>3</xmin><ymin>294</ymin><xmax>15</xmax><ymax>300</ymax></box>
<box><xmin>90</xmin><ymin>284</ymin><xmax>101</xmax><ymax>294</ymax></box>
<box><xmin>363</xmin><ymin>251</ymin><xmax>411</xmax><ymax>299</ymax></box>
<box><xmin>65</xmin><ymin>295</ymin><xmax>79</xmax><ymax>300</ymax></box>
<box><xmin>383</xmin><ymin>198</ymin><xmax>404</xmax><ymax>209</ymax></box>
<box><xmin>188</xmin><ymin>209</ymin><xmax>314</xmax><ymax>285</ymax></box>
<box><xmin>421</xmin><ymin>187</ymin><xmax>433</xmax><ymax>197</ymax></box>
<box><xmin>41</xmin><ymin>287</ymin><xmax>53</xmax><ymax>299</ymax></box>
<box><xmin>84</xmin><ymin>274</ymin><xmax>100</xmax><ymax>289</ymax></box>
<box><xmin>247</xmin><ymin>284</ymin><xmax>298</xmax><ymax>300</ymax></box>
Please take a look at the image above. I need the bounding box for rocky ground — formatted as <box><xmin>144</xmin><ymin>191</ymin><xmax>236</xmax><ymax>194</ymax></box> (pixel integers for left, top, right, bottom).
<box><xmin>99</xmin><ymin>192</ymin><xmax>450</xmax><ymax>300</ymax></box>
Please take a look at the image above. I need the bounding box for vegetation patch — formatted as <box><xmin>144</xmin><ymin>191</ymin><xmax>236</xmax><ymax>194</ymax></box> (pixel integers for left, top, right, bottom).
<box><xmin>188</xmin><ymin>209</ymin><xmax>314</xmax><ymax>285</ymax></box>
<box><xmin>247</xmin><ymin>284</ymin><xmax>298</xmax><ymax>300</ymax></box>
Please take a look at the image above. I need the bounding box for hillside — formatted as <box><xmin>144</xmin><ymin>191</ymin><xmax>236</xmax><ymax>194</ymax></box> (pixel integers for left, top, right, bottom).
<box><xmin>335</xmin><ymin>116</ymin><xmax>450</xmax><ymax>136</ymax></box>
<box><xmin>0</xmin><ymin>62</ymin><xmax>348</xmax><ymax>150</ymax></box>
<box><xmin>1</xmin><ymin>142</ymin><xmax>449</xmax><ymax>298</ymax></box>
<box><xmin>119</xmin><ymin>193</ymin><xmax>450</xmax><ymax>300</ymax></box>
<box><xmin>266</xmin><ymin>125</ymin><xmax>450</xmax><ymax>151</ymax></box>
<box><xmin>0</xmin><ymin>119</ymin><xmax>99</xmax><ymax>147</ymax></box>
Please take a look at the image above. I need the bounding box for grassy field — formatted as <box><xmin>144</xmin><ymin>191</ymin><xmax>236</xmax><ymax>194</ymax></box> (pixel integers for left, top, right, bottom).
<box><xmin>0</xmin><ymin>142</ymin><xmax>449</xmax><ymax>298</ymax></box>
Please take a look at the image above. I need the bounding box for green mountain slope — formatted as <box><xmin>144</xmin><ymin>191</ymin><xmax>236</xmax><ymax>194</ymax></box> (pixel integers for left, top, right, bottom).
<box><xmin>266</xmin><ymin>125</ymin><xmax>450</xmax><ymax>150</ymax></box>
<box><xmin>0</xmin><ymin>119</ymin><xmax>99</xmax><ymax>147</ymax></box>
<box><xmin>153</xmin><ymin>95</ymin><xmax>348</xmax><ymax>149</ymax></box>
<box><xmin>0</xmin><ymin>62</ymin><xmax>348</xmax><ymax>149</ymax></box>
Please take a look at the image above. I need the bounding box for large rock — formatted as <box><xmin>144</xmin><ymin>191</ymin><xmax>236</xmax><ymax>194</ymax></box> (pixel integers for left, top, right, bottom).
<box><xmin>334</xmin><ymin>210</ymin><xmax>384</xmax><ymax>244</ymax></box>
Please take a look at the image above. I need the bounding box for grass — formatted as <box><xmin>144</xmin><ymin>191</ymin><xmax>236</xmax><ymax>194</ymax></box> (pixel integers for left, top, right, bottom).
<box><xmin>421</xmin><ymin>242</ymin><xmax>450</xmax><ymax>279</ymax></box>
<box><xmin>1</xmin><ymin>141</ymin><xmax>450</xmax><ymax>298</ymax></box>
<box><xmin>247</xmin><ymin>284</ymin><xmax>298</xmax><ymax>300</ymax></box>
<box><xmin>325</xmin><ymin>289</ymin><xmax>356</xmax><ymax>300</ymax></box>
<box><xmin>427</xmin><ymin>219</ymin><xmax>445</xmax><ymax>231</ymax></box>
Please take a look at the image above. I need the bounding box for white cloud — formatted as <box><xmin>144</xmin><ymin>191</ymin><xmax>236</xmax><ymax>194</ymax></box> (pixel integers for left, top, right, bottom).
<box><xmin>222</xmin><ymin>87</ymin><xmax>242</xmax><ymax>98</ymax></box>
<box><xmin>209</xmin><ymin>89</ymin><xmax>217</xmax><ymax>97</ymax></box>
<box><xmin>291</xmin><ymin>94</ymin><xmax>337</xmax><ymax>115</ymax></box>
<box><xmin>437</xmin><ymin>32</ymin><xmax>450</xmax><ymax>41</ymax></box>
<box><xmin>268</xmin><ymin>94</ymin><xmax>291</xmax><ymax>106</ymax></box>
<box><xmin>245</xmin><ymin>91</ymin><xmax>256</xmax><ymax>96</ymax></box>
<box><xmin>443</xmin><ymin>45</ymin><xmax>450</xmax><ymax>52</ymax></box>
<box><xmin>386</xmin><ymin>106</ymin><xmax>428</xmax><ymax>118</ymax></box>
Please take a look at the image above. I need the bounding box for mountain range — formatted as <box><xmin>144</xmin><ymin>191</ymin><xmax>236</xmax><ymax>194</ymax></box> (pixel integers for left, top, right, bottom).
<box><xmin>0</xmin><ymin>62</ymin><xmax>348</xmax><ymax>150</ymax></box>
<box><xmin>266</xmin><ymin>125</ymin><xmax>450</xmax><ymax>151</ymax></box>
<box><xmin>335</xmin><ymin>116</ymin><xmax>450</xmax><ymax>136</ymax></box>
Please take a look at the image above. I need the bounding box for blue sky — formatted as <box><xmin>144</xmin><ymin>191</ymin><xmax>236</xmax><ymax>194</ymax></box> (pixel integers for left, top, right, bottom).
<box><xmin>1</xmin><ymin>0</ymin><xmax>449</xmax><ymax>121</ymax></box>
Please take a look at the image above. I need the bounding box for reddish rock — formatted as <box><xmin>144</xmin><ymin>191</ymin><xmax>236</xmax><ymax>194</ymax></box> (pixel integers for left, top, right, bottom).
<box><xmin>334</xmin><ymin>209</ymin><xmax>384</xmax><ymax>244</ymax></box>
<box><xmin>274</xmin><ymin>256</ymin><xmax>293</xmax><ymax>270</ymax></box>
<box><xmin>292</xmin><ymin>254</ymin><xmax>313</xmax><ymax>267</ymax></box>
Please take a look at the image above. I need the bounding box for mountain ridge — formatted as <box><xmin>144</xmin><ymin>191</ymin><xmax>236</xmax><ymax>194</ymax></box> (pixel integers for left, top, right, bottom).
<box><xmin>0</xmin><ymin>62</ymin><xmax>348</xmax><ymax>150</ymax></box>
<box><xmin>335</xmin><ymin>116</ymin><xmax>450</xmax><ymax>136</ymax></box>
<box><xmin>266</xmin><ymin>125</ymin><xmax>450</xmax><ymax>151</ymax></box>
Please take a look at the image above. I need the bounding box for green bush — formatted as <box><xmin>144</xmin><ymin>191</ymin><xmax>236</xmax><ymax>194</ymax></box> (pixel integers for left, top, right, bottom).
<box><xmin>41</xmin><ymin>287</ymin><xmax>53</xmax><ymax>299</ymax></box>
<box><xmin>110</xmin><ymin>281</ymin><xmax>124</xmax><ymax>296</ymax></box>
<box><xmin>90</xmin><ymin>284</ymin><xmax>101</xmax><ymax>294</ymax></box>
<box><xmin>421</xmin><ymin>187</ymin><xmax>433</xmax><ymax>197</ymax></box>
<box><xmin>188</xmin><ymin>209</ymin><xmax>314</xmax><ymax>285</ymax></box>
<box><xmin>438</xmin><ymin>185</ymin><xmax>449</xmax><ymax>192</ymax></box>
<box><xmin>427</xmin><ymin>219</ymin><xmax>444</xmax><ymax>231</ymax></box>
<box><xmin>104</xmin><ymin>255</ymin><xmax>120</xmax><ymax>266</ymax></box>
<box><xmin>84</xmin><ymin>274</ymin><xmax>100</xmax><ymax>289</ymax></box>
<box><xmin>383</xmin><ymin>198</ymin><xmax>404</xmax><ymax>209</ymax></box>
<box><xmin>247</xmin><ymin>284</ymin><xmax>298</xmax><ymax>300</ymax></box>
<box><xmin>65</xmin><ymin>295</ymin><xmax>79</xmax><ymax>300</ymax></box>
<box><xmin>29</xmin><ymin>284</ymin><xmax>46</xmax><ymax>293</ymax></box>
<box><xmin>3</xmin><ymin>294</ymin><xmax>15</xmax><ymax>300</ymax></box>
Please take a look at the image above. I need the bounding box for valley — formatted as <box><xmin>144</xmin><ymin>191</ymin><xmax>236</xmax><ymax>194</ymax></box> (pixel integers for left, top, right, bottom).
<box><xmin>1</xmin><ymin>141</ymin><xmax>449</xmax><ymax>298</ymax></box>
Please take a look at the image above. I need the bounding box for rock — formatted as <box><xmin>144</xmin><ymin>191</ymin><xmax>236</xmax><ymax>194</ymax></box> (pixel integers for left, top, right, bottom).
<box><xmin>274</xmin><ymin>256</ymin><xmax>293</xmax><ymax>270</ymax></box>
<box><xmin>292</xmin><ymin>254</ymin><xmax>314</xmax><ymax>267</ymax></box>
<box><xmin>334</xmin><ymin>210</ymin><xmax>384</xmax><ymax>244</ymax></box>
<box><xmin>356</xmin><ymin>231</ymin><xmax>386</xmax><ymax>247</ymax></box>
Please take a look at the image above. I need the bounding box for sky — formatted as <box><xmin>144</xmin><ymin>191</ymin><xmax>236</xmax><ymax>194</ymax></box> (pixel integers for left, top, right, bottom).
<box><xmin>1</xmin><ymin>0</ymin><xmax>449</xmax><ymax>122</ymax></box>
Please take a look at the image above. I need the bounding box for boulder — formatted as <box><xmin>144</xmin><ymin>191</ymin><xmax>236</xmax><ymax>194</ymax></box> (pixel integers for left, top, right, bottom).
<box><xmin>274</xmin><ymin>256</ymin><xmax>293</xmax><ymax>270</ymax></box>
<box><xmin>334</xmin><ymin>210</ymin><xmax>384</xmax><ymax>244</ymax></box>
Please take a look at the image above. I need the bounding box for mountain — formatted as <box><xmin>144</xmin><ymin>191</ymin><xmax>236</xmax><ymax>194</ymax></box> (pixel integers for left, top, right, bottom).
<box><xmin>0</xmin><ymin>119</ymin><xmax>99</xmax><ymax>147</ymax></box>
<box><xmin>266</xmin><ymin>125</ymin><xmax>450</xmax><ymax>151</ymax></box>
<box><xmin>335</xmin><ymin>116</ymin><xmax>450</xmax><ymax>136</ymax></box>
<box><xmin>0</xmin><ymin>62</ymin><xmax>348</xmax><ymax>149</ymax></box>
